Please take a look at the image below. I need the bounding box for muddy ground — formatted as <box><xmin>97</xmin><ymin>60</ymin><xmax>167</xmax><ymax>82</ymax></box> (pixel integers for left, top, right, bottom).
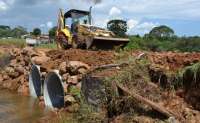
<box><xmin>0</xmin><ymin>46</ymin><xmax>200</xmax><ymax>123</ymax></box>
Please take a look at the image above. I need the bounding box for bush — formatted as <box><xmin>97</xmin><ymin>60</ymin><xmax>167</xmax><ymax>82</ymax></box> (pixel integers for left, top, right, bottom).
<box><xmin>125</xmin><ymin>35</ymin><xmax>200</xmax><ymax>52</ymax></box>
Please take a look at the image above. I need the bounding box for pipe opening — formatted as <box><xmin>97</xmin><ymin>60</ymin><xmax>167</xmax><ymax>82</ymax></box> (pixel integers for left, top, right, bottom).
<box><xmin>44</xmin><ymin>72</ymin><xmax>64</xmax><ymax>109</ymax></box>
<box><xmin>29</xmin><ymin>65</ymin><xmax>41</xmax><ymax>98</ymax></box>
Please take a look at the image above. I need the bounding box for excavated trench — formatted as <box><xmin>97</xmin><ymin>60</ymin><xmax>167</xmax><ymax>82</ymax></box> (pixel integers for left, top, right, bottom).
<box><xmin>1</xmin><ymin>47</ymin><xmax>200</xmax><ymax>122</ymax></box>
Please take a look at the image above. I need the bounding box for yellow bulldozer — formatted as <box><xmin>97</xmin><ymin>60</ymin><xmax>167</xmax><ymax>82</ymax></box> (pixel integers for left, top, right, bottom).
<box><xmin>56</xmin><ymin>9</ymin><xmax>129</xmax><ymax>49</ymax></box>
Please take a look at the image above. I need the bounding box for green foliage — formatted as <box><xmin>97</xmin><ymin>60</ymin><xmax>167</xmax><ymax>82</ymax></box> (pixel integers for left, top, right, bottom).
<box><xmin>35</xmin><ymin>42</ymin><xmax>57</xmax><ymax>49</ymax></box>
<box><xmin>0</xmin><ymin>25</ymin><xmax>28</xmax><ymax>38</ymax></box>
<box><xmin>49</xmin><ymin>26</ymin><xmax>57</xmax><ymax>39</ymax></box>
<box><xmin>149</xmin><ymin>25</ymin><xmax>174</xmax><ymax>38</ymax></box>
<box><xmin>125</xmin><ymin>25</ymin><xmax>200</xmax><ymax>52</ymax></box>
<box><xmin>125</xmin><ymin>35</ymin><xmax>143</xmax><ymax>50</ymax></box>
<box><xmin>107</xmin><ymin>19</ymin><xmax>127</xmax><ymax>37</ymax></box>
<box><xmin>173</xmin><ymin>36</ymin><xmax>200</xmax><ymax>52</ymax></box>
<box><xmin>109</xmin><ymin>58</ymin><xmax>150</xmax><ymax>86</ymax></box>
<box><xmin>32</xmin><ymin>28</ymin><xmax>41</xmax><ymax>36</ymax></box>
<box><xmin>0</xmin><ymin>25</ymin><xmax>12</xmax><ymax>38</ymax></box>
<box><xmin>126</xmin><ymin>29</ymin><xmax>200</xmax><ymax>52</ymax></box>
<box><xmin>0</xmin><ymin>38</ymin><xmax>26</xmax><ymax>48</ymax></box>
<box><xmin>69</xmin><ymin>86</ymin><xmax>81</xmax><ymax>98</ymax></box>
<box><xmin>0</xmin><ymin>25</ymin><xmax>10</xmax><ymax>30</ymax></box>
<box><xmin>11</xmin><ymin>26</ymin><xmax>28</xmax><ymax>38</ymax></box>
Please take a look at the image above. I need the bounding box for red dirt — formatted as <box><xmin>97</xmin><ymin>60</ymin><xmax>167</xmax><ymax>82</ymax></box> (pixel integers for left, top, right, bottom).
<box><xmin>46</xmin><ymin>49</ymin><xmax>115</xmax><ymax>67</ymax></box>
<box><xmin>1</xmin><ymin>46</ymin><xmax>200</xmax><ymax>123</ymax></box>
<box><xmin>147</xmin><ymin>52</ymin><xmax>200</xmax><ymax>71</ymax></box>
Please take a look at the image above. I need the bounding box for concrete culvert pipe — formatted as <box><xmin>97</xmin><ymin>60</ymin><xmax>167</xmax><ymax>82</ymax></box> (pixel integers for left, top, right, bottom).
<box><xmin>43</xmin><ymin>71</ymin><xmax>65</xmax><ymax>109</ymax></box>
<box><xmin>29</xmin><ymin>65</ymin><xmax>42</xmax><ymax>98</ymax></box>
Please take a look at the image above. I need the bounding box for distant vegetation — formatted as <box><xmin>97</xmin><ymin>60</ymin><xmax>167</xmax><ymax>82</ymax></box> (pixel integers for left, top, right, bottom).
<box><xmin>0</xmin><ymin>25</ymin><xmax>28</xmax><ymax>38</ymax></box>
<box><xmin>36</xmin><ymin>42</ymin><xmax>57</xmax><ymax>49</ymax></box>
<box><xmin>0</xmin><ymin>38</ymin><xmax>26</xmax><ymax>48</ymax></box>
<box><xmin>32</xmin><ymin>28</ymin><xmax>41</xmax><ymax>36</ymax></box>
<box><xmin>125</xmin><ymin>25</ymin><xmax>200</xmax><ymax>52</ymax></box>
<box><xmin>49</xmin><ymin>26</ymin><xmax>57</xmax><ymax>39</ymax></box>
<box><xmin>107</xmin><ymin>19</ymin><xmax>128</xmax><ymax>37</ymax></box>
<box><xmin>0</xmin><ymin>24</ymin><xmax>199</xmax><ymax>52</ymax></box>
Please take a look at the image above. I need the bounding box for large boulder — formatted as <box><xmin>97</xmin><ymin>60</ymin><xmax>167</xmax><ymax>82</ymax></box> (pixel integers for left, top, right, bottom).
<box><xmin>62</xmin><ymin>73</ymin><xmax>69</xmax><ymax>82</ymax></box>
<box><xmin>59</xmin><ymin>62</ymin><xmax>67</xmax><ymax>74</ymax></box>
<box><xmin>67</xmin><ymin>75</ymin><xmax>79</xmax><ymax>85</ymax></box>
<box><xmin>67</xmin><ymin>61</ymin><xmax>90</xmax><ymax>74</ymax></box>
<box><xmin>21</xmin><ymin>47</ymin><xmax>36</xmax><ymax>56</ymax></box>
<box><xmin>15</xmin><ymin>66</ymin><xmax>24</xmax><ymax>74</ymax></box>
<box><xmin>31</xmin><ymin>56</ymin><xmax>50</xmax><ymax>65</ymax></box>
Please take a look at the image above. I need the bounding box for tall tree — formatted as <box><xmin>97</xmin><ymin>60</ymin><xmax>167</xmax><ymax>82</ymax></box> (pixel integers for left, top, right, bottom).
<box><xmin>48</xmin><ymin>26</ymin><xmax>57</xmax><ymax>39</ymax></box>
<box><xmin>149</xmin><ymin>25</ymin><xmax>174</xmax><ymax>38</ymax></box>
<box><xmin>107</xmin><ymin>19</ymin><xmax>127</xmax><ymax>37</ymax></box>
<box><xmin>0</xmin><ymin>25</ymin><xmax>10</xmax><ymax>30</ymax></box>
<box><xmin>32</xmin><ymin>28</ymin><xmax>41</xmax><ymax>36</ymax></box>
<box><xmin>0</xmin><ymin>25</ymin><xmax>11</xmax><ymax>37</ymax></box>
<box><xmin>11</xmin><ymin>26</ymin><xmax>28</xmax><ymax>38</ymax></box>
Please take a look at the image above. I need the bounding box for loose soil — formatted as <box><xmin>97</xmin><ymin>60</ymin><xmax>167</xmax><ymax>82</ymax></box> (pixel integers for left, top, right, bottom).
<box><xmin>46</xmin><ymin>49</ymin><xmax>115</xmax><ymax>67</ymax></box>
<box><xmin>0</xmin><ymin>46</ymin><xmax>200</xmax><ymax>123</ymax></box>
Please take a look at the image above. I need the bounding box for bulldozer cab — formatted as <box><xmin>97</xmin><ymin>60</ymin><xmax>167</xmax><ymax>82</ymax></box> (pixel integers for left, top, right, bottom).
<box><xmin>64</xmin><ymin>9</ymin><xmax>91</xmax><ymax>33</ymax></box>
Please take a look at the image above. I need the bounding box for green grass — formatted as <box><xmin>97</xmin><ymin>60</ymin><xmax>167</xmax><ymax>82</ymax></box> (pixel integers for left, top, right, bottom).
<box><xmin>0</xmin><ymin>38</ymin><xmax>57</xmax><ymax>49</ymax></box>
<box><xmin>0</xmin><ymin>38</ymin><xmax>26</xmax><ymax>48</ymax></box>
<box><xmin>35</xmin><ymin>42</ymin><xmax>57</xmax><ymax>49</ymax></box>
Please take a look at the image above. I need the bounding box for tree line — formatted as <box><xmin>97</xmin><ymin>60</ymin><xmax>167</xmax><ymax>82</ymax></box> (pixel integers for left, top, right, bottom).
<box><xmin>0</xmin><ymin>25</ymin><xmax>28</xmax><ymax>38</ymax></box>
<box><xmin>0</xmin><ymin>25</ymin><xmax>57</xmax><ymax>39</ymax></box>
<box><xmin>125</xmin><ymin>27</ymin><xmax>200</xmax><ymax>52</ymax></box>
<box><xmin>0</xmin><ymin>20</ymin><xmax>200</xmax><ymax>52</ymax></box>
<box><xmin>106</xmin><ymin>19</ymin><xmax>200</xmax><ymax>52</ymax></box>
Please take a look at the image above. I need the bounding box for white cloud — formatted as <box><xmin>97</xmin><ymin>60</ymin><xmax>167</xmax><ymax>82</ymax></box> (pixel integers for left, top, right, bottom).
<box><xmin>127</xmin><ymin>19</ymin><xmax>139</xmax><ymax>30</ymax></box>
<box><xmin>94</xmin><ymin>18</ymin><xmax>109</xmax><ymax>28</ymax></box>
<box><xmin>109</xmin><ymin>6</ymin><xmax>121</xmax><ymax>16</ymax></box>
<box><xmin>136</xmin><ymin>22</ymin><xmax>158</xmax><ymax>31</ymax></box>
<box><xmin>133</xmin><ymin>22</ymin><xmax>159</xmax><ymax>35</ymax></box>
<box><xmin>46</xmin><ymin>21</ymin><xmax>53</xmax><ymax>28</ymax></box>
<box><xmin>40</xmin><ymin>24</ymin><xmax>45</xmax><ymax>28</ymax></box>
<box><xmin>0</xmin><ymin>1</ymin><xmax>8</xmax><ymax>11</ymax></box>
<box><xmin>120</xmin><ymin>0</ymin><xmax>200</xmax><ymax>20</ymax></box>
<box><xmin>6</xmin><ymin>0</ymin><xmax>15</xmax><ymax>5</ymax></box>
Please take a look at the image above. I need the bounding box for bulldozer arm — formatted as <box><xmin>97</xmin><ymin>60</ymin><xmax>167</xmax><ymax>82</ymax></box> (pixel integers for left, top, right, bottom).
<box><xmin>56</xmin><ymin>9</ymin><xmax>73</xmax><ymax>49</ymax></box>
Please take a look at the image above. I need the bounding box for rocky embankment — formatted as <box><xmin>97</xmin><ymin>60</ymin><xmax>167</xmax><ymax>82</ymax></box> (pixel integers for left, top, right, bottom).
<box><xmin>0</xmin><ymin>47</ymin><xmax>200</xmax><ymax>123</ymax></box>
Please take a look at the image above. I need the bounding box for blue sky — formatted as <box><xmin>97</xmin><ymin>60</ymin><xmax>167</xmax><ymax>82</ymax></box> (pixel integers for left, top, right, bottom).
<box><xmin>0</xmin><ymin>0</ymin><xmax>200</xmax><ymax>36</ymax></box>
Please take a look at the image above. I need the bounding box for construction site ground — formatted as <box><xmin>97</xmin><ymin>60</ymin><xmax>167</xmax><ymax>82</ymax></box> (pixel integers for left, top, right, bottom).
<box><xmin>0</xmin><ymin>45</ymin><xmax>200</xmax><ymax>123</ymax></box>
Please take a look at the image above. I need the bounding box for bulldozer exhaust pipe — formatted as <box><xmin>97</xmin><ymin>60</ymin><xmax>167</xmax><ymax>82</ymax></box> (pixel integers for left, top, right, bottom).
<box><xmin>43</xmin><ymin>70</ymin><xmax>65</xmax><ymax>109</ymax></box>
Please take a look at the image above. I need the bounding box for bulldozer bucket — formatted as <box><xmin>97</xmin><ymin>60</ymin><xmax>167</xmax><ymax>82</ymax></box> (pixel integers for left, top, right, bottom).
<box><xmin>87</xmin><ymin>36</ymin><xmax>129</xmax><ymax>49</ymax></box>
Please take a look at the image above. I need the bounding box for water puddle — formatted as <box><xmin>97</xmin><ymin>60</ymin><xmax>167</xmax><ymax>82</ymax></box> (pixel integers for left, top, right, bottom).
<box><xmin>0</xmin><ymin>89</ymin><xmax>50</xmax><ymax>123</ymax></box>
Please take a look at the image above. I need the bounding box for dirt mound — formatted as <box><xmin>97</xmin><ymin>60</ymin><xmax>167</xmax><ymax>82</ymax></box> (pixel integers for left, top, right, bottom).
<box><xmin>148</xmin><ymin>52</ymin><xmax>200</xmax><ymax>71</ymax></box>
<box><xmin>46</xmin><ymin>49</ymin><xmax>115</xmax><ymax>67</ymax></box>
<box><xmin>1</xmin><ymin>47</ymin><xmax>200</xmax><ymax>122</ymax></box>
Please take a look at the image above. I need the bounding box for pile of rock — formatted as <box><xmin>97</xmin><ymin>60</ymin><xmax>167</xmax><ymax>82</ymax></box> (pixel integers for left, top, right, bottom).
<box><xmin>0</xmin><ymin>47</ymin><xmax>102</xmax><ymax>111</ymax></box>
<box><xmin>58</xmin><ymin>61</ymin><xmax>90</xmax><ymax>107</ymax></box>
<box><xmin>0</xmin><ymin>47</ymin><xmax>50</xmax><ymax>95</ymax></box>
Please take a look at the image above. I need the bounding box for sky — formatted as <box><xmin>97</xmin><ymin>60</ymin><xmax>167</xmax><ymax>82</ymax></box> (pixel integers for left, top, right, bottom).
<box><xmin>0</xmin><ymin>0</ymin><xmax>200</xmax><ymax>36</ymax></box>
